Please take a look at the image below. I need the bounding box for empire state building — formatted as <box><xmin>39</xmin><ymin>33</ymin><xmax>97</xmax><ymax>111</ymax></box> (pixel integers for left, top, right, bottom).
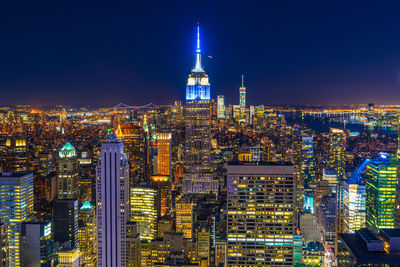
<box><xmin>183</xmin><ymin>24</ymin><xmax>218</xmax><ymax>194</ymax></box>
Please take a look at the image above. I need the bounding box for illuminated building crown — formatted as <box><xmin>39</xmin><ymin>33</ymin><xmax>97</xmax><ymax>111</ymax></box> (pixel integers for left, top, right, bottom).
<box><xmin>186</xmin><ymin>23</ymin><xmax>211</xmax><ymax>101</ymax></box>
<box><xmin>59</xmin><ymin>142</ymin><xmax>76</xmax><ymax>158</ymax></box>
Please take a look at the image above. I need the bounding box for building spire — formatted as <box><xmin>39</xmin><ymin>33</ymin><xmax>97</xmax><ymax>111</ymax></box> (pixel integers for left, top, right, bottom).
<box><xmin>242</xmin><ymin>74</ymin><xmax>244</xmax><ymax>87</ymax></box>
<box><xmin>193</xmin><ymin>22</ymin><xmax>204</xmax><ymax>72</ymax></box>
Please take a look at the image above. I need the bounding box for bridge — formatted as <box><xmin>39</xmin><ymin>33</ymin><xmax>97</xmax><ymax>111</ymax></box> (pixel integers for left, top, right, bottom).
<box><xmin>112</xmin><ymin>102</ymin><xmax>158</xmax><ymax>109</ymax></box>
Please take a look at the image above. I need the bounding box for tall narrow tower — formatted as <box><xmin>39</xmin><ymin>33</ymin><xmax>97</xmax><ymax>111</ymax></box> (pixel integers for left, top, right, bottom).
<box><xmin>183</xmin><ymin>24</ymin><xmax>218</xmax><ymax>194</ymax></box>
<box><xmin>239</xmin><ymin>75</ymin><xmax>246</xmax><ymax>114</ymax></box>
<box><xmin>96</xmin><ymin>135</ymin><xmax>130</xmax><ymax>267</ymax></box>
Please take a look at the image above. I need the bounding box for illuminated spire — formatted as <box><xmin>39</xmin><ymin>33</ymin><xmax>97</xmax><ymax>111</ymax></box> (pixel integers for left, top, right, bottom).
<box><xmin>193</xmin><ymin>23</ymin><xmax>204</xmax><ymax>72</ymax></box>
<box><xmin>115</xmin><ymin>124</ymin><xmax>124</xmax><ymax>138</ymax></box>
<box><xmin>242</xmin><ymin>74</ymin><xmax>244</xmax><ymax>87</ymax></box>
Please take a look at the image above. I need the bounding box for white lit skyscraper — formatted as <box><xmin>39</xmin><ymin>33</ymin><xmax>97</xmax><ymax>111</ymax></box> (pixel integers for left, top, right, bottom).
<box><xmin>183</xmin><ymin>24</ymin><xmax>218</xmax><ymax>194</ymax></box>
<box><xmin>227</xmin><ymin>163</ymin><xmax>295</xmax><ymax>266</ymax></box>
<box><xmin>239</xmin><ymin>75</ymin><xmax>246</xmax><ymax>115</ymax></box>
<box><xmin>217</xmin><ymin>95</ymin><xmax>225</xmax><ymax>119</ymax></box>
<box><xmin>96</xmin><ymin>135</ymin><xmax>130</xmax><ymax>267</ymax></box>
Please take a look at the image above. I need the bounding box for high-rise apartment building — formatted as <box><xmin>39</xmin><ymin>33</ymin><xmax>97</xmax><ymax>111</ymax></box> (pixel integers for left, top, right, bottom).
<box><xmin>130</xmin><ymin>185</ymin><xmax>157</xmax><ymax>242</ymax></box>
<box><xmin>96</xmin><ymin>135</ymin><xmax>130</xmax><ymax>267</ymax></box>
<box><xmin>183</xmin><ymin>24</ymin><xmax>218</xmax><ymax>194</ymax></box>
<box><xmin>366</xmin><ymin>153</ymin><xmax>397</xmax><ymax>233</ymax></box>
<box><xmin>217</xmin><ymin>95</ymin><xmax>225</xmax><ymax>119</ymax></box>
<box><xmin>0</xmin><ymin>172</ymin><xmax>34</xmax><ymax>267</ymax></box>
<box><xmin>329</xmin><ymin>128</ymin><xmax>346</xmax><ymax>179</ymax></box>
<box><xmin>227</xmin><ymin>162</ymin><xmax>295</xmax><ymax>266</ymax></box>
<box><xmin>58</xmin><ymin>142</ymin><xmax>79</xmax><ymax>199</ymax></box>
<box><xmin>3</xmin><ymin>137</ymin><xmax>29</xmax><ymax>172</ymax></box>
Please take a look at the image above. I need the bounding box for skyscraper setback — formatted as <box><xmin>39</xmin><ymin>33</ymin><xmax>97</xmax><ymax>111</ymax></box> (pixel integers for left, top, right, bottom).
<box><xmin>183</xmin><ymin>25</ymin><xmax>218</xmax><ymax>194</ymax></box>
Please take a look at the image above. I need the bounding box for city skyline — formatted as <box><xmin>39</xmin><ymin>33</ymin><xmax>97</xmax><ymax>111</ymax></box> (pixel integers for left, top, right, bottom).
<box><xmin>2</xmin><ymin>2</ymin><xmax>400</xmax><ymax>105</ymax></box>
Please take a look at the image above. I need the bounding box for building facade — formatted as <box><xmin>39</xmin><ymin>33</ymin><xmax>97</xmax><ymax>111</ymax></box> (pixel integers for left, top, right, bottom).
<box><xmin>96</xmin><ymin>135</ymin><xmax>130</xmax><ymax>267</ymax></box>
<box><xmin>183</xmin><ymin>25</ymin><xmax>218</xmax><ymax>194</ymax></box>
<box><xmin>0</xmin><ymin>172</ymin><xmax>34</xmax><ymax>267</ymax></box>
<box><xmin>227</xmin><ymin>163</ymin><xmax>295</xmax><ymax>266</ymax></box>
<box><xmin>57</xmin><ymin>142</ymin><xmax>79</xmax><ymax>199</ymax></box>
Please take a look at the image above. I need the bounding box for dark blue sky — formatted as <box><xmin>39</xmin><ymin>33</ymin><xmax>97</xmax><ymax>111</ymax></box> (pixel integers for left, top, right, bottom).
<box><xmin>1</xmin><ymin>1</ymin><xmax>400</xmax><ymax>105</ymax></box>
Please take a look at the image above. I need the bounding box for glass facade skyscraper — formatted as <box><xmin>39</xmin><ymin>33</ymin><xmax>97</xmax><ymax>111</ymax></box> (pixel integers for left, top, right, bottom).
<box><xmin>0</xmin><ymin>172</ymin><xmax>34</xmax><ymax>267</ymax></box>
<box><xmin>366</xmin><ymin>153</ymin><xmax>397</xmax><ymax>233</ymax></box>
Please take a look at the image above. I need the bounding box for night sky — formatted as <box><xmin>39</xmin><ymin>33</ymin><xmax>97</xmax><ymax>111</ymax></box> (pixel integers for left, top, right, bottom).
<box><xmin>2</xmin><ymin>1</ymin><xmax>400</xmax><ymax>106</ymax></box>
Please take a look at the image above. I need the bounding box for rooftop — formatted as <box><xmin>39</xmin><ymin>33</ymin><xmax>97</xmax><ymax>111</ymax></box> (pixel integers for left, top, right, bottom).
<box><xmin>340</xmin><ymin>233</ymin><xmax>400</xmax><ymax>265</ymax></box>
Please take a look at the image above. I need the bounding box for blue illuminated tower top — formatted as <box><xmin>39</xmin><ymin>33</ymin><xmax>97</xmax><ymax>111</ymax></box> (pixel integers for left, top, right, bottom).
<box><xmin>186</xmin><ymin>23</ymin><xmax>211</xmax><ymax>101</ymax></box>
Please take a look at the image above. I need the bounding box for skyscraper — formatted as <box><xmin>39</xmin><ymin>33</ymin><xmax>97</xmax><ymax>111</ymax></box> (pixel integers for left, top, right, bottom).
<box><xmin>129</xmin><ymin>185</ymin><xmax>157</xmax><ymax>242</ymax></box>
<box><xmin>183</xmin><ymin>24</ymin><xmax>218</xmax><ymax>194</ymax></box>
<box><xmin>329</xmin><ymin>128</ymin><xmax>346</xmax><ymax>179</ymax></box>
<box><xmin>227</xmin><ymin>162</ymin><xmax>295</xmax><ymax>266</ymax></box>
<box><xmin>21</xmin><ymin>221</ymin><xmax>56</xmax><ymax>266</ymax></box>
<box><xmin>217</xmin><ymin>95</ymin><xmax>225</xmax><ymax>119</ymax></box>
<box><xmin>58</xmin><ymin>142</ymin><xmax>79</xmax><ymax>199</ymax></box>
<box><xmin>3</xmin><ymin>137</ymin><xmax>29</xmax><ymax>172</ymax></box>
<box><xmin>79</xmin><ymin>201</ymin><xmax>97</xmax><ymax>266</ymax></box>
<box><xmin>366</xmin><ymin>153</ymin><xmax>397</xmax><ymax>233</ymax></box>
<box><xmin>53</xmin><ymin>198</ymin><xmax>79</xmax><ymax>249</ymax></box>
<box><xmin>0</xmin><ymin>172</ymin><xmax>34</xmax><ymax>267</ymax></box>
<box><xmin>343</xmin><ymin>181</ymin><xmax>366</xmax><ymax>233</ymax></box>
<box><xmin>116</xmin><ymin>124</ymin><xmax>147</xmax><ymax>184</ymax></box>
<box><xmin>155</xmin><ymin>132</ymin><xmax>171</xmax><ymax>176</ymax></box>
<box><xmin>239</xmin><ymin>75</ymin><xmax>246</xmax><ymax>116</ymax></box>
<box><xmin>96</xmin><ymin>135</ymin><xmax>130</xmax><ymax>267</ymax></box>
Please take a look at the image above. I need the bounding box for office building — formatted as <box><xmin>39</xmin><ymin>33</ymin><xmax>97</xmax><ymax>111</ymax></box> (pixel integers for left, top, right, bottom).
<box><xmin>116</xmin><ymin>124</ymin><xmax>147</xmax><ymax>184</ymax></box>
<box><xmin>126</xmin><ymin>222</ymin><xmax>141</xmax><ymax>267</ymax></box>
<box><xmin>366</xmin><ymin>153</ymin><xmax>397</xmax><ymax>233</ymax></box>
<box><xmin>338</xmin><ymin>228</ymin><xmax>400</xmax><ymax>266</ymax></box>
<box><xmin>329</xmin><ymin>128</ymin><xmax>346</xmax><ymax>179</ymax></box>
<box><xmin>53</xmin><ymin>199</ymin><xmax>79</xmax><ymax>249</ymax></box>
<box><xmin>96</xmin><ymin>135</ymin><xmax>130</xmax><ymax>267</ymax></box>
<box><xmin>3</xmin><ymin>137</ymin><xmax>29</xmax><ymax>172</ymax></box>
<box><xmin>21</xmin><ymin>221</ymin><xmax>56</xmax><ymax>266</ymax></box>
<box><xmin>57</xmin><ymin>142</ymin><xmax>79</xmax><ymax>199</ymax></box>
<box><xmin>130</xmin><ymin>185</ymin><xmax>157</xmax><ymax>241</ymax></box>
<box><xmin>343</xmin><ymin>181</ymin><xmax>366</xmax><ymax>233</ymax></box>
<box><xmin>78</xmin><ymin>201</ymin><xmax>96</xmax><ymax>266</ymax></box>
<box><xmin>155</xmin><ymin>133</ymin><xmax>171</xmax><ymax>176</ymax></box>
<box><xmin>0</xmin><ymin>223</ymin><xmax>8</xmax><ymax>267</ymax></box>
<box><xmin>176</xmin><ymin>199</ymin><xmax>194</xmax><ymax>239</ymax></box>
<box><xmin>239</xmin><ymin>75</ymin><xmax>246</xmax><ymax>118</ymax></box>
<box><xmin>217</xmin><ymin>95</ymin><xmax>225</xmax><ymax>119</ymax></box>
<box><xmin>0</xmin><ymin>172</ymin><xmax>34</xmax><ymax>267</ymax></box>
<box><xmin>227</xmin><ymin>162</ymin><xmax>295</xmax><ymax>266</ymax></box>
<box><xmin>183</xmin><ymin>24</ymin><xmax>218</xmax><ymax>194</ymax></box>
<box><xmin>57</xmin><ymin>248</ymin><xmax>80</xmax><ymax>267</ymax></box>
